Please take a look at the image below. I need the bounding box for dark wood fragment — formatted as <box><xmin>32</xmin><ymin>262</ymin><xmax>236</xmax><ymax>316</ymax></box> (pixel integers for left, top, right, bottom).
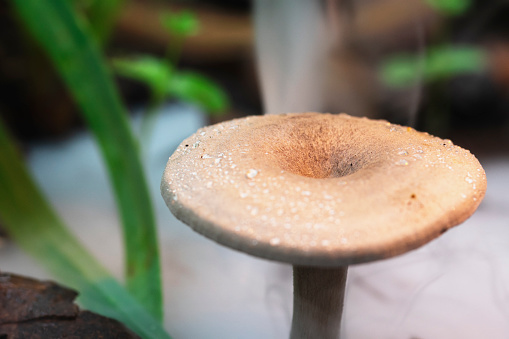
<box><xmin>0</xmin><ymin>272</ymin><xmax>78</xmax><ymax>324</ymax></box>
<box><xmin>0</xmin><ymin>272</ymin><xmax>140</xmax><ymax>339</ymax></box>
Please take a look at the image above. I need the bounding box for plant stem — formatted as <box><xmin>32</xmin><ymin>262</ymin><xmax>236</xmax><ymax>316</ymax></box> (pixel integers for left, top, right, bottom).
<box><xmin>290</xmin><ymin>266</ymin><xmax>348</xmax><ymax>339</ymax></box>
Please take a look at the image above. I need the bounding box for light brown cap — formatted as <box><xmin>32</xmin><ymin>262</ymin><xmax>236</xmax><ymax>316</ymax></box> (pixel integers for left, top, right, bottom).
<box><xmin>161</xmin><ymin>113</ymin><xmax>486</xmax><ymax>267</ymax></box>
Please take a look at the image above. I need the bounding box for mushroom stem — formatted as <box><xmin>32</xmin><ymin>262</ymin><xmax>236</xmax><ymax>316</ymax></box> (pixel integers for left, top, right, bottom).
<box><xmin>290</xmin><ymin>265</ymin><xmax>348</xmax><ymax>339</ymax></box>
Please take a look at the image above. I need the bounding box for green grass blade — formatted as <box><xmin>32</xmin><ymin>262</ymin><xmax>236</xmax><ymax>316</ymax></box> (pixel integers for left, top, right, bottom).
<box><xmin>0</xmin><ymin>119</ymin><xmax>171</xmax><ymax>339</ymax></box>
<box><xmin>10</xmin><ymin>0</ymin><xmax>162</xmax><ymax>319</ymax></box>
<box><xmin>85</xmin><ymin>0</ymin><xmax>125</xmax><ymax>46</ymax></box>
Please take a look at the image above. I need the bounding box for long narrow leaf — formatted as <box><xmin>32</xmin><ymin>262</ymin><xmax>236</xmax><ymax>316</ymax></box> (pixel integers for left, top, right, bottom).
<box><xmin>86</xmin><ymin>0</ymin><xmax>125</xmax><ymax>46</ymax></box>
<box><xmin>0</xmin><ymin>119</ymin><xmax>171</xmax><ymax>339</ymax></box>
<box><xmin>10</xmin><ymin>0</ymin><xmax>162</xmax><ymax>319</ymax></box>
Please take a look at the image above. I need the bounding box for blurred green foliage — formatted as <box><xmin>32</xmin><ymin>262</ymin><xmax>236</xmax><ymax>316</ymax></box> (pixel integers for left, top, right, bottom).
<box><xmin>2</xmin><ymin>0</ymin><xmax>227</xmax><ymax>336</ymax></box>
<box><xmin>74</xmin><ymin>0</ymin><xmax>125</xmax><ymax>45</ymax></box>
<box><xmin>113</xmin><ymin>57</ymin><xmax>229</xmax><ymax>115</ymax></box>
<box><xmin>425</xmin><ymin>0</ymin><xmax>472</xmax><ymax>16</ymax></box>
<box><xmin>160</xmin><ymin>10</ymin><xmax>200</xmax><ymax>37</ymax></box>
<box><xmin>380</xmin><ymin>0</ymin><xmax>485</xmax><ymax>89</ymax></box>
<box><xmin>1</xmin><ymin>0</ymin><xmax>207</xmax><ymax>337</ymax></box>
<box><xmin>381</xmin><ymin>46</ymin><xmax>486</xmax><ymax>88</ymax></box>
<box><xmin>113</xmin><ymin>10</ymin><xmax>229</xmax><ymax>117</ymax></box>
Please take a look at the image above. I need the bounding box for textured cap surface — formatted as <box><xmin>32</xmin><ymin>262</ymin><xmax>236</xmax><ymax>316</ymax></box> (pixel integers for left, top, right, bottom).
<box><xmin>161</xmin><ymin>113</ymin><xmax>486</xmax><ymax>266</ymax></box>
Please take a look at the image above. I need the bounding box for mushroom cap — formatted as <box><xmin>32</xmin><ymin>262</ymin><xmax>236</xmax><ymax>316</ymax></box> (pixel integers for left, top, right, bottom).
<box><xmin>161</xmin><ymin>113</ymin><xmax>486</xmax><ymax>267</ymax></box>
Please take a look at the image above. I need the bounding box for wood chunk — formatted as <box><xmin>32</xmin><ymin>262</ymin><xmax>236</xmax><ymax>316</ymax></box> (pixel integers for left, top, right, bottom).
<box><xmin>0</xmin><ymin>272</ymin><xmax>78</xmax><ymax>324</ymax></box>
<box><xmin>0</xmin><ymin>273</ymin><xmax>140</xmax><ymax>339</ymax></box>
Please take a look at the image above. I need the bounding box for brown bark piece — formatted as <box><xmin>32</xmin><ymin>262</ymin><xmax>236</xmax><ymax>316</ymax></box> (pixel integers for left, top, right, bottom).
<box><xmin>0</xmin><ymin>272</ymin><xmax>78</xmax><ymax>324</ymax></box>
<box><xmin>0</xmin><ymin>311</ymin><xmax>140</xmax><ymax>339</ymax></box>
<box><xmin>0</xmin><ymin>272</ymin><xmax>140</xmax><ymax>339</ymax></box>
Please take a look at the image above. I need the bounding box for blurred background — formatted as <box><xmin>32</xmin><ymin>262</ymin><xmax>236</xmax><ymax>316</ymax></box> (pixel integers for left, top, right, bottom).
<box><xmin>1</xmin><ymin>0</ymin><xmax>509</xmax><ymax>338</ymax></box>
<box><xmin>2</xmin><ymin>0</ymin><xmax>509</xmax><ymax>144</ymax></box>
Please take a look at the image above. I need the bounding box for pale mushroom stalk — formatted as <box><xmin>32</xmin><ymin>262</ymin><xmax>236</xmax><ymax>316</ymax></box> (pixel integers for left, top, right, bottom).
<box><xmin>290</xmin><ymin>266</ymin><xmax>347</xmax><ymax>339</ymax></box>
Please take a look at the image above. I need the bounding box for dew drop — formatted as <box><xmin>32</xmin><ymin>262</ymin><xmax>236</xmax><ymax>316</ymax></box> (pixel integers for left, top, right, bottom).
<box><xmin>302</xmin><ymin>190</ymin><xmax>311</xmax><ymax>196</ymax></box>
<box><xmin>246</xmin><ymin>169</ymin><xmax>258</xmax><ymax>179</ymax></box>
<box><xmin>465</xmin><ymin>177</ymin><xmax>474</xmax><ymax>184</ymax></box>
<box><xmin>270</xmin><ymin>237</ymin><xmax>281</xmax><ymax>246</ymax></box>
<box><xmin>398</xmin><ymin>150</ymin><xmax>409</xmax><ymax>156</ymax></box>
<box><xmin>202</xmin><ymin>154</ymin><xmax>213</xmax><ymax>159</ymax></box>
<box><xmin>396</xmin><ymin>159</ymin><xmax>409</xmax><ymax>166</ymax></box>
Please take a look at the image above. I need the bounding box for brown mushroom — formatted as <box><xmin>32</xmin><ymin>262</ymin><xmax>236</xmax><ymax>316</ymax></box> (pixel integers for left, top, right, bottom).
<box><xmin>161</xmin><ymin>112</ymin><xmax>486</xmax><ymax>338</ymax></box>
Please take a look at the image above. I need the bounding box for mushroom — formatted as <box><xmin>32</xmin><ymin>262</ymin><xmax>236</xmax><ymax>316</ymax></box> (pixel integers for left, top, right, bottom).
<box><xmin>161</xmin><ymin>113</ymin><xmax>486</xmax><ymax>338</ymax></box>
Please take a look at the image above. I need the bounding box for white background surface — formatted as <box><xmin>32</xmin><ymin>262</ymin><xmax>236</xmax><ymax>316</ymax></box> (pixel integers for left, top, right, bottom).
<box><xmin>1</xmin><ymin>105</ymin><xmax>508</xmax><ymax>338</ymax></box>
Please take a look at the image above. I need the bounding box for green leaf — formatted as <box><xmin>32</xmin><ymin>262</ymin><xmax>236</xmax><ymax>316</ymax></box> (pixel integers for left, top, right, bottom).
<box><xmin>425</xmin><ymin>46</ymin><xmax>486</xmax><ymax>80</ymax></box>
<box><xmin>380</xmin><ymin>54</ymin><xmax>420</xmax><ymax>87</ymax></box>
<box><xmin>160</xmin><ymin>10</ymin><xmax>200</xmax><ymax>37</ymax></box>
<box><xmin>0</xmin><ymin>118</ymin><xmax>171</xmax><ymax>339</ymax></box>
<box><xmin>380</xmin><ymin>46</ymin><xmax>486</xmax><ymax>88</ymax></box>
<box><xmin>10</xmin><ymin>0</ymin><xmax>163</xmax><ymax>321</ymax></box>
<box><xmin>425</xmin><ymin>0</ymin><xmax>472</xmax><ymax>16</ymax></box>
<box><xmin>85</xmin><ymin>0</ymin><xmax>125</xmax><ymax>46</ymax></box>
<box><xmin>113</xmin><ymin>57</ymin><xmax>173</xmax><ymax>99</ymax></box>
<box><xmin>168</xmin><ymin>72</ymin><xmax>229</xmax><ymax>115</ymax></box>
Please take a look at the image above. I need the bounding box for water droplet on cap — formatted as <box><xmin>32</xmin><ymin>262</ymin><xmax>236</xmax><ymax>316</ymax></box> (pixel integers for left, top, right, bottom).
<box><xmin>246</xmin><ymin>169</ymin><xmax>258</xmax><ymax>179</ymax></box>
<box><xmin>270</xmin><ymin>237</ymin><xmax>280</xmax><ymax>246</ymax></box>
<box><xmin>396</xmin><ymin>159</ymin><xmax>409</xmax><ymax>166</ymax></box>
